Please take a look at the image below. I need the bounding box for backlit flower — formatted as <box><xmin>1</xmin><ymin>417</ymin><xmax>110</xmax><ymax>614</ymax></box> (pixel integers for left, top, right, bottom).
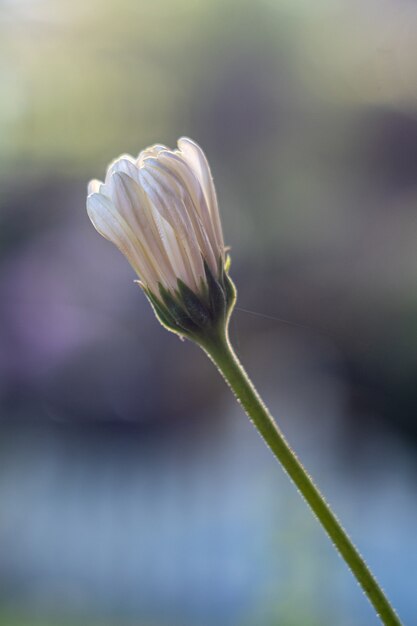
<box><xmin>87</xmin><ymin>137</ymin><xmax>235</xmax><ymax>338</ymax></box>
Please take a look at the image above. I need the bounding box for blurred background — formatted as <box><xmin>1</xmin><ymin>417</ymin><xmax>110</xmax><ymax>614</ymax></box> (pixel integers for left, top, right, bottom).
<box><xmin>0</xmin><ymin>0</ymin><xmax>416</xmax><ymax>624</ymax></box>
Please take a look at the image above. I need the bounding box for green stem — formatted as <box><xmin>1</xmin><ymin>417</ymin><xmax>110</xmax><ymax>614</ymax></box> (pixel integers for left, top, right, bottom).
<box><xmin>200</xmin><ymin>328</ymin><xmax>402</xmax><ymax>626</ymax></box>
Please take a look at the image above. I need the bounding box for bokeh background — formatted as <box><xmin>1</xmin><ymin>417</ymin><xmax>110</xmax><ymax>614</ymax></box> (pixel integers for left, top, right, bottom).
<box><xmin>1</xmin><ymin>0</ymin><xmax>417</xmax><ymax>624</ymax></box>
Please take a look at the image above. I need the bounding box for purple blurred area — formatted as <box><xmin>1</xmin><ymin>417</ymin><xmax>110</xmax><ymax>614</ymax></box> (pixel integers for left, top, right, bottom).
<box><xmin>0</xmin><ymin>1</ymin><xmax>416</xmax><ymax>625</ymax></box>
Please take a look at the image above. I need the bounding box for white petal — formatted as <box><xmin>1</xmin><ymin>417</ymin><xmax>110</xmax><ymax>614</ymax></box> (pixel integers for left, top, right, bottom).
<box><xmin>86</xmin><ymin>192</ymin><xmax>159</xmax><ymax>291</ymax></box>
<box><xmin>112</xmin><ymin>172</ymin><xmax>179</xmax><ymax>290</ymax></box>
<box><xmin>105</xmin><ymin>154</ymin><xmax>137</xmax><ymax>185</ymax></box>
<box><xmin>137</xmin><ymin>144</ymin><xmax>169</xmax><ymax>166</ymax></box>
<box><xmin>99</xmin><ymin>161</ymin><xmax>140</xmax><ymax>211</ymax></box>
<box><xmin>178</xmin><ymin>137</ymin><xmax>224</xmax><ymax>256</ymax></box>
<box><xmin>88</xmin><ymin>179</ymin><xmax>103</xmax><ymax>195</ymax></box>
<box><xmin>139</xmin><ymin>166</ymin><xmax>205</xmax><ymax>291</ymax></box>
<box><xmin>144</xmin><ymin>157</ymin><xmax>218</xmax><ymax>276</ymax></box>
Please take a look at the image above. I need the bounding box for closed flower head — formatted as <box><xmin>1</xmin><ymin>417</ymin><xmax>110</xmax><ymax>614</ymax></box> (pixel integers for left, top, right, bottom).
<box><xmin>87</xmin><ymin>137</ymin><xmax>235</xmax><ymax>339</ymax></box>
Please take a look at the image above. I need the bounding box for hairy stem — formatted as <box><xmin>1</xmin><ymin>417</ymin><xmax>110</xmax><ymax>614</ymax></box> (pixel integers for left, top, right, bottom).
<box><xmin>199</xmin><ymin>328</ymin><xmax>402</xmax><ymax>626</ymax></box>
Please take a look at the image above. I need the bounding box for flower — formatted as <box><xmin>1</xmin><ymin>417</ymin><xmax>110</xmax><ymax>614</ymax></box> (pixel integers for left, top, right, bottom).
<box><xmin>87</xmin><ymin>137</ymin><xmax>235</xmax><ymax>338</ymax></box>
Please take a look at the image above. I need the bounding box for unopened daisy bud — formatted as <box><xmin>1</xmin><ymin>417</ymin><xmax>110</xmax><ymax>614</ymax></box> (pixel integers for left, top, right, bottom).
<box><xmin>87</xmin><ymin>137</ymin><xmax>235</xmax><ymax>340</ymax></box>
<box><xmin>86</xmin><ymin>141</ymin><xmax>401</xmax><ymax>626</ymax></box>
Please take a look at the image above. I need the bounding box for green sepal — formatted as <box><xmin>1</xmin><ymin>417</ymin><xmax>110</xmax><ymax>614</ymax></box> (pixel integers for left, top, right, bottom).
<box><xmin>140</xmin><ymin>254</ymin><xmax>237</xmax><ymax>342</ymax></box>
<box><xmin>223</xmin><ymin>271</ymin><xmax>236</xmax><ymax>314</ymax></box>
<box><xmin>177</xmin><ymin>279</ymin><xmax>211</xmax><ymax>328</ymax></box>
<box><xmin>217</xmin><ymin>254</ymin><xmax>236</xmax><ymax>317</ymax></box>
<box><xmin>158</xmin><ymin>284</ymin><xmax>198</xmax><ymax>332</ymax></box>
<box><xmin>143</xmin><ymin>288</ymin><xmax>181</xmax><ymax>333</ymax></box>
<box><xmin>204</xmin><ymin>260</ymin><xmax>226</xmax><ymax>321</ymax></box>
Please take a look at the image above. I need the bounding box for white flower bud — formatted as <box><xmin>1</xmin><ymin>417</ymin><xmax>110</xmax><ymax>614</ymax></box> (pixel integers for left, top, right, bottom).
<box><xmin>87</xmin><ymin>137</ymin><xmax>225</xmax><ymax>296</ymax></box>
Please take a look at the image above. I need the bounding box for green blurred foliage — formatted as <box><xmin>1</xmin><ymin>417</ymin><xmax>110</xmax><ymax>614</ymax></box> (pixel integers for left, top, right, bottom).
<box><xmin>2</xmin><ymin>0</ymin><xmax>417</xmax><ymax>176</ymax></box>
